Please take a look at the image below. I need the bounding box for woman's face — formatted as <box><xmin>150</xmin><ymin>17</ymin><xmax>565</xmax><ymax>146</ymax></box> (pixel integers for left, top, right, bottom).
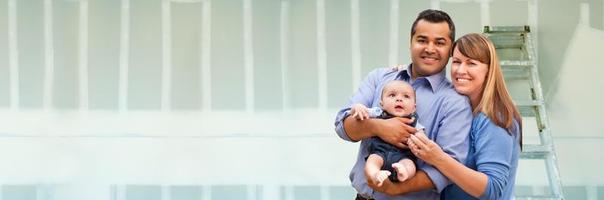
<box><xmin>451</xmin><ymin>47</ymin><xmax>489</xmax><ymax>103</ymax></box>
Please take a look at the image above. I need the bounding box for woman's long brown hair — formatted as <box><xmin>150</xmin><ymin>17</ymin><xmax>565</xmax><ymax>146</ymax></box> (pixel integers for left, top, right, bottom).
<box><xmin>453</xmin><ymin>33</ymin><xmax>523</xmax><ymax>147</ymax></box>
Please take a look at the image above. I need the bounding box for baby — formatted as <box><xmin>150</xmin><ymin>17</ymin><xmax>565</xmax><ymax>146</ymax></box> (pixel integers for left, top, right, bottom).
<box><xmin>349</xmin><ymin>80</ymin><xmax>422</xmax><ymax>186</ymax></box>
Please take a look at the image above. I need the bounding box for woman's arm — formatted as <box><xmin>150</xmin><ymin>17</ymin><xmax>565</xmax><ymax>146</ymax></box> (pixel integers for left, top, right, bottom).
<box><xmin>409</xmin><ymin>131</ymin><xmax>488</xmax><ymax>197</ymax></box>
<box><xmin>409</xmin><ymin>128</ymin><xmax>515</xmax><ymax>199</ymax></box>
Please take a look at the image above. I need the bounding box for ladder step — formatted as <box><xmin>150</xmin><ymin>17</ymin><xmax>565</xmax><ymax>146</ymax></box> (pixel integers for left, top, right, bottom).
<box><xmin>515</xmin><ymin>195</ymin><xmax>563</xmax><ymax>200</ymax></box>
<box><xmin>484</xmin><ymin>25</ymin><xmax>530</xmax><ymax>33</ymax></box>
<box><xmin>521</xmin><ymin>144</ymin><xmax>553</xmax><ymax>159</ymax></box>
<box><xmin>501</xmin><ymin>63</ymin><xmax>531</xmax><ymax>79</ymax></box>
<box><xmin>489</xmin><ymin>35</ymin><xmax>526</xmax><ymax>49</ymax></box>
<box><xmin>497</xmin><ymin>48</ymin><xmax>530</xmax><ymax>61</ymax></box>
<box><xmin>501</xmin><ymin>60</ymin><xmax>533</xmax><ymax>66</ymax></box>
<box><xmin>515</xmin><ymin>100</ymin><xmax>544</xmax><ymax>106</ymax></box>
<box><xmin>514</xmin><ymin>100</ymin><xmax>543</xmax><ymax>117</ymax></box>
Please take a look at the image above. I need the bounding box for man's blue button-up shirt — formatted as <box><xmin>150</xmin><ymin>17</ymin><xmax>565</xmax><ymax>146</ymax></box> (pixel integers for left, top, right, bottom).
<box><xmin>334</xmin><ymin>65</ymin><xmax>472</xmax><ymax>200</ymax></box>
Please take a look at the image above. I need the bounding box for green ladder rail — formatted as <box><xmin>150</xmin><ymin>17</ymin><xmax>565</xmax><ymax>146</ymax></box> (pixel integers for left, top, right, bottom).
<box><xmin>483</xmin><ymin>26</ymin><xmax>564</xmax><ymax>200</ymax></box>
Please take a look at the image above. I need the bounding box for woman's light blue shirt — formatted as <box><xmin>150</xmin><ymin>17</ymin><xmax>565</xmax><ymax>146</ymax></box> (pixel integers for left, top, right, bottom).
<box><xmin>441</xmin><ymin>112</ymin><xmax>521</xmax><ymax>200</ymax></box>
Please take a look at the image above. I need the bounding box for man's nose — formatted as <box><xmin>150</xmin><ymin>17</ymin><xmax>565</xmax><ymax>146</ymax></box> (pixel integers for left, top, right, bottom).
<box><xmin>425</xmin><ymin>43</ymin><xmax>436</xmax><ymax>53</ymax></box>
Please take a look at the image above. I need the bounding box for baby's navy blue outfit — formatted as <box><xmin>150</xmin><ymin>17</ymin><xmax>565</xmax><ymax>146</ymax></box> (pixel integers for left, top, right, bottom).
<box><xmin>363</xmin><ymin>107</ymin><xmax>420</xmax><ymax>182</ymax></box>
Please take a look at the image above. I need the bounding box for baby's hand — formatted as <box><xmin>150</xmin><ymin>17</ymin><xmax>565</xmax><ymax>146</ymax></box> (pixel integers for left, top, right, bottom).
<box><xmin>390</xmin><ymin>64</ymin><xmax>406</xmax><ymax>71</ymax></box>
<box><xmin>350</xmin><ymin>103</ymin><xmax>369</xmax><ymax>120</ymax></box>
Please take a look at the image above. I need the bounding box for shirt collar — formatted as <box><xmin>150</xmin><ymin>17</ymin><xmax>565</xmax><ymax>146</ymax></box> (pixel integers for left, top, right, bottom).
<box><xmin>397</xmin><ymin>63</ymin><xmax>446</xmax><ymax>93</ymax></box>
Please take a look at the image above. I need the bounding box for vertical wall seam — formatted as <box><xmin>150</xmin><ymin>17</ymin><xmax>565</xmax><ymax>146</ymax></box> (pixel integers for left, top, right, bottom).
<box><xmin>161</xmin><ymin>0</ymin><xmax>172</xmax><ymax>111</ymax></box>
<box><xmin>201</xmin><ymin>0</ymin><xmax>212</xmax><ymax>111</ymax></box>
<box><xmin>280</xmin><ymin>0</ymin><xmax>290</xmax><ymax>111</ymax></box>
<box><xmin>119</xmin><ymin>0</ymin><xmax>130</xmax><ymax>111</ymax></box>
<box><xmin>43</xmin><ymin>0</ymin><xmax>54</xmax><ymax>111</ymax></box>
<box><xmin>284</xmin><ymin>185</ymin><xmax>294</xmax><ymax>200</ymax></box>
<box><xmin>201</xmin><ymin>185</ymin><xmax>212</xmax><ymax>200</ymax></box>
<box><xmin>8</xmin><ymin>0</ymin><xmax>19</xmax><ymax>110</ymax></box>
<box><xmin>247</xmin><ymin>185</ymin><xmax>257</xmax><ymax>200</ymax></box>
<box><xmin>350</xmin><ymin>0</ymin><xmax>361</xmax><ymax>92</ymax></box>
<box><xmin>388</xmin><ymin>0</ymin><xmax>399</xmax><ymax>67</ymax></box>
<box><xmin>79</xmin><ymin>0</ymin><xmax>90</xmax><ymax>110</ymax></box>
<box><xmin>431</xmin><ymin>0</ymin><xmax>440</xmax><ymax>9</ymax></box>
<box><xmin>317</xmin><ymin>0</ymin><xmax>327</xmax><ymax>110</ymax></box>
<box><xmin>480</xmin><ymin>0</ymin><xmax>491</xmax><ymax>28</ymax></box>
<box><xmin>243</xmin><ymin>0</ymin><xmax>255</xmax><ymax>113</ymax></box>
<box><xmin>320</xmin><ymin>185</ymin><xmax>330</xmax><ymax>200</ymax></box>
<box><xmin>161</xmin><ymin>185</ymin><xmax>171</xmax><ymax>200</ymax></box>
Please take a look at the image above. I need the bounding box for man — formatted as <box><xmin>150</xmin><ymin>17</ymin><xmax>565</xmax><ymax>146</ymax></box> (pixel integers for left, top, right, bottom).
<box><xmin>334</xmin><ymin>9</ymin><xmax>472</xmax><ymax>200</ymax></box>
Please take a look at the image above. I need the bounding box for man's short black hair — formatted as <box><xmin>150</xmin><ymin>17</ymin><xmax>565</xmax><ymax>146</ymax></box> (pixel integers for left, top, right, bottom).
<box><xmin>410</xmin><ymin>9</ymin><xmax>455</xmax><ymax>42</ymax></box>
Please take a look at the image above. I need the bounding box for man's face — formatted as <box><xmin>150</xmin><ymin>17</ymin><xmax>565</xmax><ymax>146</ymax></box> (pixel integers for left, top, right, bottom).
<box><xmin>410</xmin><ymin>20</ymin><xmax>453</xmax><ymax>78</ymax></box>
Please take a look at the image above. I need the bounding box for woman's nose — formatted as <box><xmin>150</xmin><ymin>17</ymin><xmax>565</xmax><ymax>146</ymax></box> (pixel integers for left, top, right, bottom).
<box><xmin>455</xmin><ymin>63</ymin><xmax>468</xmax><ymax>73</ymax></box>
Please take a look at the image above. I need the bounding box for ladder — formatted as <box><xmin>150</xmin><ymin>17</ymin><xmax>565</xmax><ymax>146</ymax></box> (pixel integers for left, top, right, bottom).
<box><xmin>483</xmin><ymin>26</ymin><xmax>564</xmax><ymax>199</ymax></box>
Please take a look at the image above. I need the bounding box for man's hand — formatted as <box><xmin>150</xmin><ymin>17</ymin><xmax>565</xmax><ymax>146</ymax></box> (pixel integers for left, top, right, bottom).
<box><xmin>375</xmin><ymin>117</ymin><xmax>418</xmax><ymax>149</ymax></box>
<box><xmin>350</xmin><ymin>103</ymin><xmax>370</xmax><ymax>120</ymax></box>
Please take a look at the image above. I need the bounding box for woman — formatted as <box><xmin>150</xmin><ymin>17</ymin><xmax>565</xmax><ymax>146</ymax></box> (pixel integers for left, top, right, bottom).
<box><xmin>408</xmin><ymin>33</ymin><xmax>522</xmax><ymax>199</ymax></box>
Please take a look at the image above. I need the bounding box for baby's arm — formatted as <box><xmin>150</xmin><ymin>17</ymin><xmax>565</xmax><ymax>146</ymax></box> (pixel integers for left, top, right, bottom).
<box><xmin>348</xmin><ymin>104</ymin><xmax>382</xmax><ymax>120</ymax></box>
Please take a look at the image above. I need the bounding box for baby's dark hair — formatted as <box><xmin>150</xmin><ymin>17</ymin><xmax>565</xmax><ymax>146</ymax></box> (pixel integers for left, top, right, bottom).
<box><xmin>381</xmin><ymin>80</ymin><xmax>416</xmax><ymax>101</ymax></box>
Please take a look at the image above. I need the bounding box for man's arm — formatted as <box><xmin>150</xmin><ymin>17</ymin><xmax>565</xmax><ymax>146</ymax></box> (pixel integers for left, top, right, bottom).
<box><xmin>334</xmin><ymin>69</ymin><xmax>382</xmax><ymax>142</ymax></box>
<box><xmin>342</xmin><ymin>105</ymin><xmax>385</xmax><ymax>141</ymax></box>
<box><xmin>344</xmin><ymin>116</ymin><xmax>416</xmax><ymax>149</ymax></box>
<box><xmin>372</xmin><ymin>170</ymin><xmax>434</xmax><ymax>195</ymax></box>
<box><xmin>420</xmin><ymin>96</ymin><xmax>472</xmax><ymax>192</ymax></box>
<box><xmin>396</xmin><ymin>170</ymin><xmax>435</xmax><ymax>193</ymax></box>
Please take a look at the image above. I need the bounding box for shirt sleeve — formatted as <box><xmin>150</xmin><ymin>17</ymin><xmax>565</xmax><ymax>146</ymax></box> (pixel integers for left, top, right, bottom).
<box><xmin>420</xmin><ymin>95</ymin><xmax>473</xmax><ymax>192</ymax></box>
<box><xmin>334</xmin><ymin>68</ymin><xmax>386</xmax><ymax>142</ymax></box>
<box><xmin>476</xmin><ymin>124</ymin><xmax>515</xmax><ymax>200</ymax></box>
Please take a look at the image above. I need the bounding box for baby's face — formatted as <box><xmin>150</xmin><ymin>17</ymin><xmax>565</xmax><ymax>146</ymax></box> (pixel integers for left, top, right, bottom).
<box><xmin>380</xmin><ymin>81</ymin><xmax>416</xmax><ymax>117</ymax></box>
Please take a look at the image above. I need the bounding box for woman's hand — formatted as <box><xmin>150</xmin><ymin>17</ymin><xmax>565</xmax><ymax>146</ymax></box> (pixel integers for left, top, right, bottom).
<box><xmin>408</xmin><ymin>130</ymin><xmax>447</xmax><ymax>165</ymax></box>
